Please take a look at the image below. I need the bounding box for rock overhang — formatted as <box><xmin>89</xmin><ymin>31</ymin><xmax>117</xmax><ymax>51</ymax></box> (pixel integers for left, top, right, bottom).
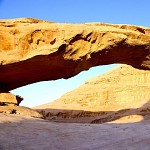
<box><xmin>0</xmin><ymin>18</ymin><xmax>150</xmax><ymax>91</ymax></box>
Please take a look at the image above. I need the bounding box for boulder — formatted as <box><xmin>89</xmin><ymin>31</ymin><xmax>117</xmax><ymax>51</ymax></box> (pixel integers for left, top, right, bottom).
<box><xmin>0</xmin><ymin>92</ymin><xmax>23</xmax><ymax>106</ymax></box>
<box><xmin>0</xmin><ymin>18</ymin><xmax>150</xmax><ymax>91</ymax></box>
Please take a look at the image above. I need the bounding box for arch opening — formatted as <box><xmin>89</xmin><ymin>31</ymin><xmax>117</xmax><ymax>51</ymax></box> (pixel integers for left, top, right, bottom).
<box><xmin>11</xmin><ymin>64</ymin><xmax>118</xmax><ymax>107</ymax></box>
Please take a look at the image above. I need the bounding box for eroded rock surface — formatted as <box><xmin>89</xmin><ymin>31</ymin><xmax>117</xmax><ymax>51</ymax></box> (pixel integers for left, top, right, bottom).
<box><xmin>0</xmin><ymin>18</ymin><xmax>150</xmax><ymax>91</ymax></box>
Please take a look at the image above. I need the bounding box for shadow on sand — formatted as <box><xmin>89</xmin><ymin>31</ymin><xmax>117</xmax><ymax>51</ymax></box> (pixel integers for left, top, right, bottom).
<box><xmin>35</xmin><ymin>99</ymin><xmax>150</xmax><ymax>124</ymax></box>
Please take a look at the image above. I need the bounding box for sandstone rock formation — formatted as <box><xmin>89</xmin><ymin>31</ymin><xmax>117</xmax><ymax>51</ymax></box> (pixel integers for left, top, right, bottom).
<box><xmin>0</xmin><ymin>18</ymin><xmax>150</xmax><ymax>91</ymax></box>
<box><xmin>0</xmin><ymin>92</ymin><xmax>23</xmax><ymax>106</ymax></box>
<box><xmin>34</xmin><ymin>65</ymin><xmax>150</xmax><ymax>123</ymax></box>
<box><xmin>0</xmin><ymin>92</ymin><xmax>43</xmax><ymax>118</ymax></box>
<box><xmin>0</xmin><ymin>106</ymin><xmax>43</xmax><ymax>118</ymax></box>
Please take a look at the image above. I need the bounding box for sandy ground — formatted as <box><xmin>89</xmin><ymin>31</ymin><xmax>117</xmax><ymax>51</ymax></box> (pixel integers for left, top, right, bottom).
<box><xmin>0</xmin><ymin>113</ymin><xmax>150</xmax><ymax>150</ymax></box>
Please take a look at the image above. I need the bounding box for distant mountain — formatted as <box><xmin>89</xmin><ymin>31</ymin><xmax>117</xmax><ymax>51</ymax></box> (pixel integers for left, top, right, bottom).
<box><xmin>34</xmin><ymin>65</ymin><xmax>150</xmax><ymax>123</ymax></box>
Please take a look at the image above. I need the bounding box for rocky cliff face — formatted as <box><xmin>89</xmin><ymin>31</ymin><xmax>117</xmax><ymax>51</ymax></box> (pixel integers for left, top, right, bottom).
<box><xmin>0</xmin><ymin>18</ymin><xmax>150</xmax><ymax>91</ymax></box>
<box><xmin>34</xmin><ymin>65</ymin><xmax>150</xmax><ymax>123</ymax></box>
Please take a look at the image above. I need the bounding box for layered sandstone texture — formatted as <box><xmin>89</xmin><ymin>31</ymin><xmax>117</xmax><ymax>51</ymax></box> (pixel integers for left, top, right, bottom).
<box><xmin>0</xmin><ymin>18</ymin><xmax>150</xmax><ymax>91</ymax></box>
<box><xmin>34</xmin><ymin>65</ymin><xmax>150</xmax><ymax>123</ymax></box>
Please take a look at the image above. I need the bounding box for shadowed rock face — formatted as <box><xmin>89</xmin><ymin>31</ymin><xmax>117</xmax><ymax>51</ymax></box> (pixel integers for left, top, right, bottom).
<box><xmin>0</xmin><ymin>18</ymin><xmax>150</xmax><ymax>91</ymax></box>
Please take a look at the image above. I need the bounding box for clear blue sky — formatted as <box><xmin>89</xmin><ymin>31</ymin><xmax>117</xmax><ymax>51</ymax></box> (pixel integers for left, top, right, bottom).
<box><xmin>0</xmin><ymin>0</ymin><xmax>150</xmax><ymax>107</ymax></box>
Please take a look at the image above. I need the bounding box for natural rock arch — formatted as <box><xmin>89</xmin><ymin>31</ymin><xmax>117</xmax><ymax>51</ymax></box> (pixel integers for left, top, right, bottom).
<box><xmin>0</xmin><ymin>18</ymin><xmax>150</xmax><ymax>92</ymax></box>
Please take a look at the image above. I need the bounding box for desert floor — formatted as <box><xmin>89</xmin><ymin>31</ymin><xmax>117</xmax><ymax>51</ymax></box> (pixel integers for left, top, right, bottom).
<box><xmin>0</xmin><ymin>113</ymin><xmax>150</xmax><ymax>150</ymax></box>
